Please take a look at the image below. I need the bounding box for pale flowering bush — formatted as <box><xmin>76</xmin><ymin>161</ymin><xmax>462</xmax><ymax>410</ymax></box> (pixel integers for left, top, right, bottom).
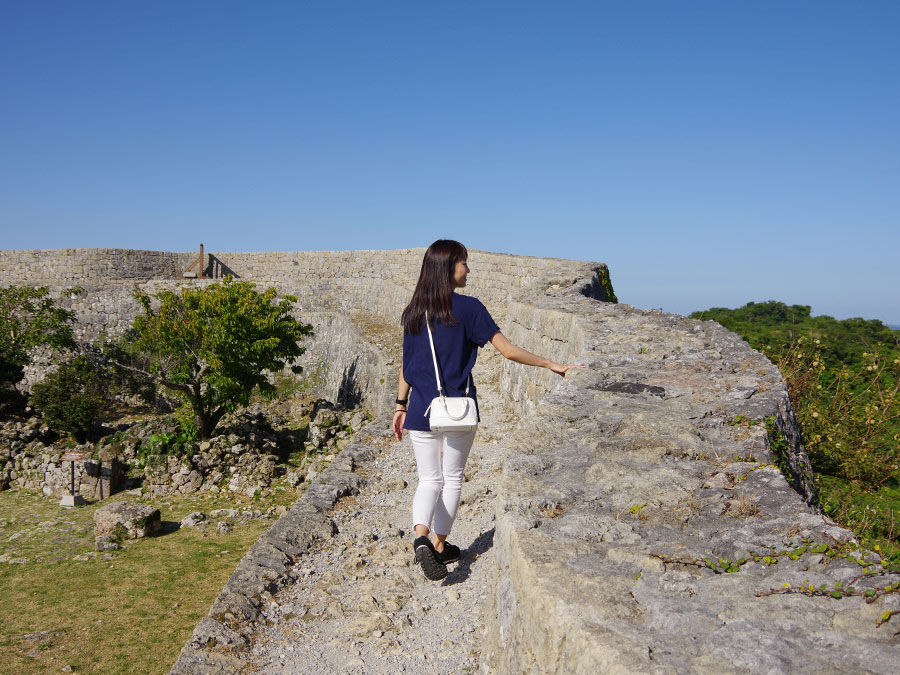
<box><xmin>776</xmin><ymin>338</ymin><xmax>900</xmax><ymax>487</ymax></box>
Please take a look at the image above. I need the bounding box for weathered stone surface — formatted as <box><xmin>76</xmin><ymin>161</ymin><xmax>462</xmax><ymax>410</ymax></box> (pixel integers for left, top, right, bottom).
<box><xmin>0</xmin><ymin>430</ymin><xmax>122</xmax><ymax>499</ymax></box>
<box><xmin>482</xmin><ymin>292</ymin><xmax>899</xmax><ymax>674</ymax></box>
<box><xmin>93</xmin><ymin>502</ymin><xmax>161</xmax><ymax>540</ymax></box>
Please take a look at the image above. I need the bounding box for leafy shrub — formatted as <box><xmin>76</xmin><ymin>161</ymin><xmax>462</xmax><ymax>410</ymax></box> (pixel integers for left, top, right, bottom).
<box><xmin>819</xmin><ymin>474</ymin><xmax>900</xmax><ymax>564</ymax></box>
<box><xmin>135</xmin><ymin>430</ymin><xmax>198</xmax><ymax>468</ymax></box>
<box><xmin>31</xmin><ymin>355</ymin><xmax>109</xmax><ymax>442</ymax></box>
<box><xmin>0</xmin><ymin>285</ymin><xmax>77</xmax><ymax>410</ymax></box>
<box><xmin>774</xmin><ymin>338</ymin><xmax>900</xmax><ymax>486</ymax></box>
<box><xmin>693</xmin><ymin>302</ymin><xmax>900</xmax><ymax>487</ymax></box>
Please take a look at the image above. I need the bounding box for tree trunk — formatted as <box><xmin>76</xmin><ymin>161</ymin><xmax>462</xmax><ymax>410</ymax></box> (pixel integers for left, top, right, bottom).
<box><xmin>197</xmin><ymin>411</ymin><xmax>215</xmax><ymax>439</ymax></box>
<box><xmin>195</xmin><ymin>403</ymin><xmax>226</xmax><ymax>439</ymax></box>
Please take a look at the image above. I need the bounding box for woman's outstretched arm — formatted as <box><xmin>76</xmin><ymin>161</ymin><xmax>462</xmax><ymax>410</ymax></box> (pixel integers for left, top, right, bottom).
<box><xmin>489</xmin><ymin>332</ymin><xmax>583</xmax><ymax>377</ymax></box>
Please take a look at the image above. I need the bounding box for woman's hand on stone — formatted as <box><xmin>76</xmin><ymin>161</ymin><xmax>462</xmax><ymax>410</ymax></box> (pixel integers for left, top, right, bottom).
<box><xmin>392</xmin><ymin>410</ymin><xmax>406</xmax><ymax>441</ymax></box>
<box><xmin>549</xmin><ymin>362</ymin><xmax>585</xmax><ymax>377</ymax></box>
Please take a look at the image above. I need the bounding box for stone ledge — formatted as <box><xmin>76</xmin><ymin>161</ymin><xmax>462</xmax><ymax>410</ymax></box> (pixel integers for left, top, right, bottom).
<box><xmin>168</xmin><ymin>423</ymin><xmax>389</xmax><ymax>674</ymax></box>
<box><xmin>483</xmin><ymin>294</ymin><xmax>900</xmax><ymax>674</ymax></box>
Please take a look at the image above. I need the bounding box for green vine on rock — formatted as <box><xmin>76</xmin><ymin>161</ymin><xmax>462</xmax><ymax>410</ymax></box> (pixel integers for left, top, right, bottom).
<box><xmin>763</xmin><ymin>416</ymin><xmax>793</xmax><ymax>481</ymax></box>
<box><xmin>734</xmin><ymin>463</ymin><xmax>779</xmax><ymax>484</ymax></box>
<box><xmin>651</xmin><ymin>540</ymin><xmax>900</xmax><ymax>627</ymax></box>
<box><xmin>650</xmin><ymin>553</ymin><xmax>749</xmax><ymax>574</ymax></box>
<box><xmin>727</xmin><ymin>414</ymin><xmax>763</xmax><ymax>428</ymax></box>
<box><xmin>757</xmin><ymin>573</ymin><xmax>900</xmax><ymax>627</ymax></box>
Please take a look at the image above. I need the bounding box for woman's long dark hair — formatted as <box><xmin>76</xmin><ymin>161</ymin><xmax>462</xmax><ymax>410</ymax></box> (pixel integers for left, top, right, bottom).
<box><xmin>401</xmin><ymin>239</ymin><xmax>468</xmax><ymax>335</ymax></box>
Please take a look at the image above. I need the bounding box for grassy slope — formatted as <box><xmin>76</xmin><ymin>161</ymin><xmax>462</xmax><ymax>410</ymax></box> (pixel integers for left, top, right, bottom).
<box><xmin>0</xmin><ymin>487</ymin><xmax>296</xmax><ymax>675</ymax></box>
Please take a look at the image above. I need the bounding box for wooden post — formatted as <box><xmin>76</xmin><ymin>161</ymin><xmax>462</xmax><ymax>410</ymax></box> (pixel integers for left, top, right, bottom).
<box><xmin>178</xmin><ymin>243</ymin><xmax>209</xmax><ymax>279</ymax></box>
<box><xmin>59</xmin><ymin>451</ymin><xmax>90</xmax><ymax>506</ymax></box>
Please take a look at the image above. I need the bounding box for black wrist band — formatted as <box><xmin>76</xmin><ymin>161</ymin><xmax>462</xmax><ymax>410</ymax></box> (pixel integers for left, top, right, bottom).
<box><xmin>395</xmin><ymin>398</ymin><xmax>408</xmax><ymax>405</ymax></box>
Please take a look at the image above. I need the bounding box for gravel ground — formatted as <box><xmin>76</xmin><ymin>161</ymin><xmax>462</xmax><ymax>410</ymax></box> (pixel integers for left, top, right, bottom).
<box><xmin>245</xmin><ymin>362</ymin><xmax>516</xmax><ymax>674</ymax></box>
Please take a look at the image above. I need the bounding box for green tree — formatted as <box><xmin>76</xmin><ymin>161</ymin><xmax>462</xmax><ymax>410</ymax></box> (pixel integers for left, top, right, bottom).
<box><xmin>31</xmin><ymin>354</ymin><xmax>109</xmax><ymax>442</ymax></box>
<box><xmin>0</xmin><ymin>286</ymin><xmax>77</xmax><ymax>408</ymax></box>
<box><xmin>115</xmin><ymin>278</ymin><xmax>312</xmax><ymax>438</ymax></box>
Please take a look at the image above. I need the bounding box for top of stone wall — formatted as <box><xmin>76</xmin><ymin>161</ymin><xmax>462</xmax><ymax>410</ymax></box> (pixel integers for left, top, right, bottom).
<box><xmin>0</xmin><ymin>248</ymin><xmax>609</xmax><ymax>321</ymax></box>
<box><xmin>0</xmin><ymin>247</ymin><xmax>603</xmax><ymax>283</ymax></box>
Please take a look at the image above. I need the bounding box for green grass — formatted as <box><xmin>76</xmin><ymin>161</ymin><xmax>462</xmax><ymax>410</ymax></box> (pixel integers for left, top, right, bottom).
<box><xmin>818</xmin><ymin>474</ymin><xmax>900</xmax><ymax>565</ymax></box>
<box><xmin>0</xmin><ymin>485</ymin><xmax>298</xmax><ymax>674</ymax></box>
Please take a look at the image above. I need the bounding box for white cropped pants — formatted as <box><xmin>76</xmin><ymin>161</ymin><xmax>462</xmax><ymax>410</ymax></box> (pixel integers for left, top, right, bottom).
<box><xmin>409</xmin><ymin>429</ymin><xmax>477</xmax><ymax>536</ymax></box>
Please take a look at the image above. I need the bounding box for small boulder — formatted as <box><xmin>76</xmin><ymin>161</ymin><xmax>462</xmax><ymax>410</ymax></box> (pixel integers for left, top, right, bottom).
<box><xmin>94</xmin><ymin>535</ymin><xmax>121</xmax><ymax>552</ymax></box>
<box><xmin>180</xmin><ymin>512</ymin><xmax>208</xmax><ymax>529</ymax></box>
<box><xmin>257</xmin><ymin>458</ymin><xmax>276</xmax><ymax>479</ymax></box>
<box><xmin>93</xmin><ymin>501</ymin><xmax>161</xmax><ymax>540</ymax></box>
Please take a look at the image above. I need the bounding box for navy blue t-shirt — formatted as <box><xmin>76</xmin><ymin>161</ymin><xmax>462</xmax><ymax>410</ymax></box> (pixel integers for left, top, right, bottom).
<box><xmin>402</xmin><ymin>294</ymin><xmax>500</xmax><ymax>431</ymax></box>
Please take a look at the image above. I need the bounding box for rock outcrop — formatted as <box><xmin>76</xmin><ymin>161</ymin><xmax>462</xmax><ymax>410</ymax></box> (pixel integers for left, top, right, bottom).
<box><xmin>483</xmin><ymin>288</ymin><xmax>898</xmax><ymax>673</ymax></box>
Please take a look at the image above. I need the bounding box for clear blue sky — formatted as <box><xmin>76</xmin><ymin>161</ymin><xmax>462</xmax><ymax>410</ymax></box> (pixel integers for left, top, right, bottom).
<box><xmin>2</xmin><ymin>1</ymin><xmax>898</xmax><ymax>324</ymax></box>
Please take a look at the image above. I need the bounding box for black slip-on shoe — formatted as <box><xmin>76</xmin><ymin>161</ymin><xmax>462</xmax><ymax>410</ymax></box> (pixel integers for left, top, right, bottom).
<box><xmin>413</xmin><ymin>536</ymin><xmax>448</xmax><ymax>581</ymax></box>
<box><xmin>435</xmin><ymin>542</ymin><xmax>461</xmax><ymax>564</ymax></box>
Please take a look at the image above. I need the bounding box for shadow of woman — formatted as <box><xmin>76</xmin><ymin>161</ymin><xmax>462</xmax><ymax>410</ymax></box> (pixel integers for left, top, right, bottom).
<box><xmin>442</xmin><ymin>526</ymin><xmax>494</xmax><ymax>586</ymax></box>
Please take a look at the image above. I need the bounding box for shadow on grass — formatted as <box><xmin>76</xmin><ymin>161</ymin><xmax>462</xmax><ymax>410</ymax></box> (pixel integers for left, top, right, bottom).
<box><xmin>154</xmin><ymin>521</ymin><xmax>181</xmax><ymax>536</ymax></box>
<box><xmin>442</xmin><ymin>526</ymin><xmax>495</xmax><ymax>587</ymax></box>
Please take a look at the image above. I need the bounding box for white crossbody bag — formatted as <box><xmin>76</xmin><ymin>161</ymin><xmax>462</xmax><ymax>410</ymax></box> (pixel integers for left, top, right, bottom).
<box><xmin>422</xmin><ymin>311</ymin><xmax>479</xmax><ymax>432</ymax></box>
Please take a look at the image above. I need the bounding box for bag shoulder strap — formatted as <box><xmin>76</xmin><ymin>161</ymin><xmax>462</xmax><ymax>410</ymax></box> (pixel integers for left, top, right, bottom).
<box><xmin>425</xmin><ymin>310</ymin><xmax>471</xmax><ymax>397</ymax></box>
<box><xmin>424</xmin><ymin>310</ymin><xmax>444</xmax><ymax>396</ymax></box>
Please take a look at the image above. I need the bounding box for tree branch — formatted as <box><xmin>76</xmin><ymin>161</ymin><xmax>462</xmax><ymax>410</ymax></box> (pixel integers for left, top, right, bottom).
<box><xmin>105</xmin><ymin>358</ymin><xmax>193</xmax><ymax>396</ymax></box>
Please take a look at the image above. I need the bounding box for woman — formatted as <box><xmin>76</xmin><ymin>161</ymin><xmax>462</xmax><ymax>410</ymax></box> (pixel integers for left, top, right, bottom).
<box><xmin>392</xmin><ymin>240</ymin><xmax>581</xmax><ymax>581</ymax></box>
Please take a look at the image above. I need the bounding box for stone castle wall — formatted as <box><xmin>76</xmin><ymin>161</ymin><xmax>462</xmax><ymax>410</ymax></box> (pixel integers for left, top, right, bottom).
<box><xmin>2</xmin><ymin>247</ymin><xmax>610</xmax><ymax>413</ymax></box>
<box><xmin>8</xmin><ymin>247</ymin><xmax>884</xmax><ymax>673</ymax></box>
<box><xmin>0</xmin><ymin>248</ymin><xmax>194</xmax><ymax>285</ymax></box>
<box><xmin>0</xmin><ymin>246</ymin><xmax>606</xmax><ymax>334</ymax></box>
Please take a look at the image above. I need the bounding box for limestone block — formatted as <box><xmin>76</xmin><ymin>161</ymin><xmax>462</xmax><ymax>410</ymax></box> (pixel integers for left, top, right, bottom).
<box><xmin>180</xmin><ymin>512</ymin><xmax>208</xmax><ymax>528</ymax></box>
<box><xmin>93</xmin><ymin>502</ymin><xmax>161</xmax><ymax>540</ymax></box>
<box><xmin>94</xmin><ymin>535</ymin><xmax>121</xmax><ymax>551</ymax></box>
